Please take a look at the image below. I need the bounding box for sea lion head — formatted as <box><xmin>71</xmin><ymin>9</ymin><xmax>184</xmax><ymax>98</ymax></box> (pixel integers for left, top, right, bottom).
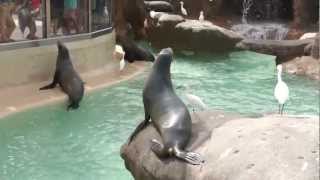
<box><xmin>159</xmin><ymin>48</ymin><xmax>173</xmax><ymax>56</ymax></box>
<box><xmin>57</xmin><ymin>41</ymin><xmax>70</xmax><ymax>60</ymax></box>
<box><xmin>154</xmin><ymin>48</ymin><xmax>174</xmax><ymax>72</ymax></box>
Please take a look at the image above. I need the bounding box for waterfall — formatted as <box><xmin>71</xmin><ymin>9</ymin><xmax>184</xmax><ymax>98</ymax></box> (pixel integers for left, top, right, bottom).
<box><xmin>242</xmin><ymin>0</ymin><xmax>253</xmax><ymax>24</ymax></box>
<box><xmin>234</xmin><ymin>0</ymin><xmax>289</xmax><ymax>40</ymax></box>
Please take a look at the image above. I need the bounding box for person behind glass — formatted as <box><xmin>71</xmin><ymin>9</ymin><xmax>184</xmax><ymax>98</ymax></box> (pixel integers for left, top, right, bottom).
<box><xmin>16</xmin><ymin>0</ymin><xmax>40</xmax><ymax>39</ymax></box>
<box><xmin>63</xmin><ymin>0</ymin><xmax>80</xmax><ymax>34</ymax></box>
<box><xmin>50</xmin><ymin>0</ymin><xmax>63</xmax><ymax>35</ymax></box>
<box><xmin>0</xmin><ymin>0</ymin><xmax>16</xmax><ymax>42</ymax></box>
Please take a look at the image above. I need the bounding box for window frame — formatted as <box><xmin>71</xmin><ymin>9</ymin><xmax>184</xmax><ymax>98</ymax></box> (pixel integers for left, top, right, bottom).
<box><xmin>0</xmin><ymin>0</ymin><xmax>113</xmax><ymax>52</ymax></box>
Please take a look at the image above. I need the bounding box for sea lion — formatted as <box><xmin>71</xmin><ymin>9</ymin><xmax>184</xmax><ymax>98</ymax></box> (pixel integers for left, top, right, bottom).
<box><xmin>116</xmin><ymin>35</ymin><xmax>155</xmax><ymax>63</ymax></box>
<box><xmin>129</xmin><ymin>48</ymin><xmax>204</xmax><ymax>165</ymax></box>
<box><xmin>39</xmin><ymin>41</ymin><xmax>84</xmax><ymax>110</ymax></box>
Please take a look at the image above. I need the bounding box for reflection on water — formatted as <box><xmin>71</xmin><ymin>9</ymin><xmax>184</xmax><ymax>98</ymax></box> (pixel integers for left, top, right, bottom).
<box><xmin>0</xmin><ymin>50</ymin><xmax>318</xmax><ymax>180</ymax></box>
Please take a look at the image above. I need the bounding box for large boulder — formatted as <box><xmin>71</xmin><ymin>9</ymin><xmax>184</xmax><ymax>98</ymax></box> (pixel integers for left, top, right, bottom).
<box><xmin>113</xmin><ymin>0</ymin><xmax>147</xmax><ymax>39</ymax></box>
<box><xmin>144</xmin><ymin>1</ymin><xmax>174</xmax><ymax>12</ymax></box>
<box><xmin>283</xmin><ymin>56</ymin><xmax>319</xmax><ymax>81</ymax></box>
<box><xmin>236</xmin><ymin>38</ymin><xmax>315</xmax><ymax>64</ymax></box>
<box><xmin>148</xmin><ymin>13</ymin><xmax>185</xmax><ymax>47</ymax></box>
<box><xmin>149</xmin><ymin>19</ymin><xmax>243</xmax><ymax>52</ymax></box>
<box><xmin>121</xmin><ymin>111</ymin><xmax>319</xmax><ymax>180</ymax></box>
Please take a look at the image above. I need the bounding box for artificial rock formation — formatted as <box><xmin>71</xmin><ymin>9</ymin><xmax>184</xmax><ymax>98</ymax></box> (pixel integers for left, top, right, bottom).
<box><xmin>236</xmin><ymin>38</ymin><xmax>315</xmax><ymax>64</ymax></box>
<box><xmin>113</xmin><ymin>0</ymin><xmax>147</xmax><ymax>39</ymax></box>
<box><xmin>144</xmin><ymin>1</ymin><xmax>174</xmax><ymax>12</ymax></box>
<box><xmin>121</xmin><ymin>110</ymin><xmax>319</xmax><ymax>180</ymax></box>
<box><xmin>283</xmin><ymin>56</ymin><xmax>319</xmax><ymax>81</ymax></box>
<box><xmin>148</xmin><ymin>15</ymin><xmax>242</xmax><ymax>52</ymax></box>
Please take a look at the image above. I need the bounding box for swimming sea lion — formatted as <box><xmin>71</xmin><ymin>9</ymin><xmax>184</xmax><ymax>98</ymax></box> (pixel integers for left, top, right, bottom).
<box><xmin>39</xmin><ymin>41</ymin><xmax>84</xmax><ymax>110</ymax></box>
<box><xmin>116</xmin><ymin>35</ymin><xmax>155</xmax><ymax>63</ymax></box>
<box><xmin>129</xmin><ymin>48</ymin><xmax>204</xmax><ymax>165</ymax></box>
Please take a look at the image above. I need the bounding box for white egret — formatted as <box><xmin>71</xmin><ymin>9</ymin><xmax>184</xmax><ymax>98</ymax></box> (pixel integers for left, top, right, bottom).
<box><xmin>119</xmin><ymin>57</ymin><xmax>126</xmax><ymax>71</ymax></box>
<box><xmin>185</xmin><ymin>93</ymin><xmax>207</xmax><ymax>111</ymax></box>
<box><xmin>113</xmin><ymin>45</ymin><xmax>126</xmax><ymax>71</ymax></box>
<box><xmin>144</xmin><ymin>19</ymin><xmax>148</xmax><ymax>28</ymax></box>
<box><xmin>150</xmin><ymin>10</ymin><xmax>156</xmax><ymax>19</ymax></box>
<box><xmin>104</xmin><ymin>6</ymin><xmax>109</xmax><ymax>17</ymax></box>
<box><xmin>199</xmin><ymin>11</ymin><xmax>204</xmax><ymax>21</ymax></box>
<box><xmin>274</xmin><ymin>64</ymin><xmax>289</xmax><ymax>115</ymax></box>
<box><xmin>180</xmin><ymin>1</ymin><xmax>188</xmax><ymax>16</ymax></box>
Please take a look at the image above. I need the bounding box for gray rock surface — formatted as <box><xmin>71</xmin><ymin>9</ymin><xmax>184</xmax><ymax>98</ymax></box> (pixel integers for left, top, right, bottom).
<box><xmin>145</xmin><ymin>1</ymin><xmax>174</xmax><ymax>12</ymax></box>
<box><xmin>149</xmin><ymin>19</ymin><xmax>243</xmax><ymax>52</ymax></box>
<box><xmin>284</xmin><ymin>56</ymin><xmax>320</xmax><ymax>81</ymax></box>
<box><xmin>121</xmin><ymin>111</ymin><xmax>319</xmax><ymax>180</ymax></box>
<box><xmin>236</xmin><ymin>38</ymin><xmax>315</xmax><ymax>64</ymax></box>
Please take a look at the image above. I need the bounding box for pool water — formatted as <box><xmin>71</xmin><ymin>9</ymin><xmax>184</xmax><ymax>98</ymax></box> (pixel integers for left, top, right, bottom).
<box><xmin>0</xmin><ymin>50</ymin><xmax>318</xmax><ymax>180</ymax></box>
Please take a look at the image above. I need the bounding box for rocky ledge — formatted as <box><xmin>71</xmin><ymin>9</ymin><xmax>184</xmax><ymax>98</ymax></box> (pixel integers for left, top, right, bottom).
<box><xmin>283</xmin><ymin>56</ymin><xmax>319</xmax><ymax>81</ymax></box>
<box><xmin>121</xmin><ymin>111</ymin><xmax>319</xmax><ymax>180</ymax></box>
<box><xmin>236</xmin><ymin>38</ymin><xmax>315</xmax><ymax>64</ymax></box>
<box><xmin>148</xmin><ymin>13</ymin><xmax>243</xmax><ymax>52</ymax></box>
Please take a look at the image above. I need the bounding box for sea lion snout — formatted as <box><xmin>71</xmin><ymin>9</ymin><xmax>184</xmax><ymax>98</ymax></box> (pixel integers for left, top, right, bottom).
<box><xmin>57</xmin><ymin>41</ymin><xmax>67</xmax><ymax>51</ymax></box>
<box><xmin>159</xmin><ymin>48</ymin><xmax>173</xmax><ymax>56</ymax></box>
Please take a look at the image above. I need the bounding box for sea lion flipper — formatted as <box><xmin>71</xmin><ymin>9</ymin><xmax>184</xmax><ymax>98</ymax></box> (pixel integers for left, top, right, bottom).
<box><xmin>128</xmin><ymin>117</ymin><xmax>150</xmax><ymax>143</ymax></box>
<box><xmin>174</xmin><ymin>149</ymin><xmax>204</xmax><ymax>165</ymax></box>
<box><xmin>39</xmin><ymin>71</ymin><xmax>59</xmax><ymax>90</ymax></box>
<box><xmin>150</xmin><ymin>139</ymin><xmax>167</xmax><ymax>158</ymax></box>
<box><xmin>67</xmin><ymin>102</ymin><xmax>79</xmax><ymax>111</ymax></box>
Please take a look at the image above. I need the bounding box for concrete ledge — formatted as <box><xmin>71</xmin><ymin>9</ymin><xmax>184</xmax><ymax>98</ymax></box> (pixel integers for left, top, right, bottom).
<box><xmin>0</xmin><ymin>32</ymin><xmax>116</xmax><ymax>88</ymax></box>
<box><xmin>0</xmin><ymin>61</ymin><xmax>150</xmax><ymax>119</ymax></box>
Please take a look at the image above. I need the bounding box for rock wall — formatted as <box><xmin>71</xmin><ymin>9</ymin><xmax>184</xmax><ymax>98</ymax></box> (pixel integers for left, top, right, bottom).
<box><xmin>189</xmin><ymin>0</ymin><xmax>318</xmax><ymax>25</ymax></box>
<box><xmin>113</xmin><ymin>0</ymin><xmax>146</xmax><ymax>39</ymax></box>
<box><xmin>293</xmin><ymin>0</ymin><xmax>319</xmax><ymax>27</ymax></box>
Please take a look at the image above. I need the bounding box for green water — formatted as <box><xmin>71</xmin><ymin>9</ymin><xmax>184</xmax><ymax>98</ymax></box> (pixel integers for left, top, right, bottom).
<box><xmin>0</xmin><ymin>51</ymin><xmax>318</xmax><ymax>180</ymax></box>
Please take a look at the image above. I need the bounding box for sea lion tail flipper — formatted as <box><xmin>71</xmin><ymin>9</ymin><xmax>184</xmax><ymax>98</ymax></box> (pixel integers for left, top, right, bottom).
<box><xmin>67</xmin><ymin>102</ymin><xmax>79</xmax><ymax>111</ymax></box>
<box><xmin>174</xmin><ymin>148</ymin><xmax>204</xmax><ymax>165</ymax></box>
<box><xmin>128</xmin><ymin>116</ymin><xmax>150</xmax><ymax>143</ymax></box>
<box><xmin>39</xmin><ymin>72</ymin><xmax>59</xmax><ymax>90</ymax></box>
<box><xmin>150</xmin><ymin>139</ymin><xmax>167</xmax><ymax>158</ymax></box>
<box><xmin>39</xmin><ymin>82</ymin><xmax>57</xmax><ymax>90</ymax></box>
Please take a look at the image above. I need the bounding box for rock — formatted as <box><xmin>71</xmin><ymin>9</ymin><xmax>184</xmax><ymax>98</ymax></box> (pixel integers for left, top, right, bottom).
<box><xmin>114</xmin><ymin>0</ymin><xmax>147</xmax><ymax>39</ymax></box>
<box><xmin>121</xmin><ymin>111</ymin><xmax>319</xmax><ymax>180</ymax></box>
<box><xmin>303</xmin><ymin>34</ymin><xmax>319</xmax><ymax>60</ymax></box>
<box><xmin>299</xmin><ymin>32</ymin><xmax>318</xmax><ymax>40</ymax></box>
<box><xmin>145</xmin><ymin>1</ymin><xmax>174</xmax><ymax>12</ymax></box>
<box><xmin>293</xmin><ymin>0</ymin><xmax>319</xmax><ymax>27</ymax></box>
<box><xmin>236</xmin><ymin>38</ymin><xmax>315</xmax><ymax>64</ymax></box>
<box><xmin>149</xmin><ymin>20</ymin><xmax>243</xmax><ymax>52</ymax></box>
<box><xmin>158</xmin><ymin>13</ymin><xmax>185</xmax><ymax>26</ymax></box>
<box><xmin>174</xmin><ymin>20</ymin><xmax>242</xmax><ymax>52</ymax></box>
<box><xmin>148</xmin><ymin>13</ymin><xmax>185</xmax><ymax>47</ymax></box>
<box><xmin>311</xmin><ymin>37</ymin><xmax>319</xmax><ymax>59</ymax></box>
<box><xmin>283</xmin><ymin>56</ymin><xmax>320</xmax><ymax>81</ymax></box>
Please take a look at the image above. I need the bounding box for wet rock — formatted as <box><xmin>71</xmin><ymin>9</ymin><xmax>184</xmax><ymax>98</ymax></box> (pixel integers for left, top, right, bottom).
<box><xmin>236</xmin><ymin>38</ymin><xmax>315</xmax><ymax>63</ymax></box>
<box><xmin>148</xmin><ymin>13</ymin><xmax>185</xmax><ymax>48</ymax></box>
<box><xmin>174</xmin><ymin>20</ymin><xmax>242</xmax><ymax>51</ymax></box>
<box><xmin>145</xmin><ymin>1</ymin><xmax>174</xmax><ymax>12</ymax></box>
<box><xmin>149</xmin><ymin>19</ymin><xmax>242</xmax><ymax>52</ymax></box>
<box><xmin>157</xmin><ymin>13</ymin><xmax>185</xmax><ymax>26</ymax></box>
<box><xmin>300</xmin><ymin>33</ymin><xmax>318</xmax><ymax>40</ymax></box>
<box><xmin>284</xmin><ymin>56</ymin><xmax>319</xmax><ymax>81</ymax></box>
<box><xmin>121</xmin><ymin>111</ymin><xmax>319</xmax><ymax>180</ymax></box>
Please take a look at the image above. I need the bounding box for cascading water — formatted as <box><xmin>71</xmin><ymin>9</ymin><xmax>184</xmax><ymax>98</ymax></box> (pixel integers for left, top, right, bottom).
<box><xmin>232</xmin><ymin>0</ymin><xmax>289</xmax><ymax>40</ymax></box>
<box><xmin>242</xmin><ymin>0</ymin><xmax>253</xmax><ymax>24</ymax></box>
